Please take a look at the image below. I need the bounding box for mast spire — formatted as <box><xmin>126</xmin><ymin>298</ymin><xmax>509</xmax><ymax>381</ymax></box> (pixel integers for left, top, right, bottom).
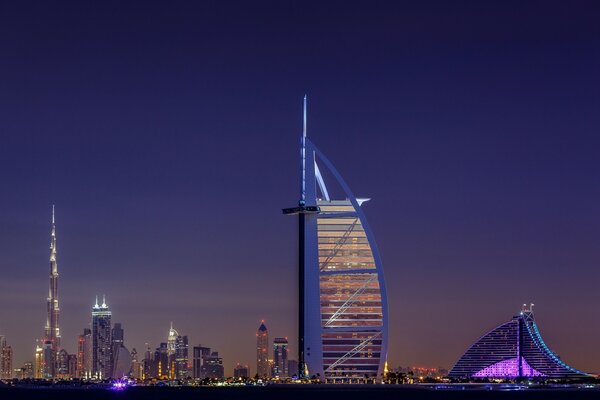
<box><xmin>300</xmin><ymin>95</ymin><xmax>307</xmax><ymax>206</ymax></box>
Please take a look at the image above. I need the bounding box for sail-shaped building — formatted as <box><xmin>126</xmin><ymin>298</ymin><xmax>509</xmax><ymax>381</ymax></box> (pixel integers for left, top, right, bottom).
<box><xmin>283</xmin><ymin>97</ymin><xmax>388</xmax><ymax>383</ymax></box>
<box><xmin>448</xmin><ymin>305</ymin><xmax>590</xmax><ymax>379</ymax></box>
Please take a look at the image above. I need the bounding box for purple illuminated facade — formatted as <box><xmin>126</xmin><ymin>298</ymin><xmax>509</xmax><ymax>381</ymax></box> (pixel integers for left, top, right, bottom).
<box><xmin>448</xmin><ymin>305</ymin><xmax>590</xmax><ymax>379</ymax></box>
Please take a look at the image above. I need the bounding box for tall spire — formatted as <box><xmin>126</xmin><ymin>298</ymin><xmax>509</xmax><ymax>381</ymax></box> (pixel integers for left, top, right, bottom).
<box><xmin>43</xmin><ymin>204</ymin><xmax>61</xmax><ymax>378</ymax></box>
<box><xmin>300</xmin><ymin>95</ymin><xmax>307</xmax><ymax>206</ymax></box>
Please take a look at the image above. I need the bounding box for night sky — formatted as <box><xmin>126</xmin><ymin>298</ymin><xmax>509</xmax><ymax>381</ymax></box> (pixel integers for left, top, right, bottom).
<box><xmin>1</xmin><ymin>1</ymin><xmax>599</xmax><ymax>375</ymax></box>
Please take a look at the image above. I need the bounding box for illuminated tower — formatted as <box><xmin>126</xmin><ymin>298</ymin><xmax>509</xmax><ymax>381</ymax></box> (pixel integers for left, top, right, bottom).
<box><xmin>272</xmin><ymin>338</ymin><xmax>288</xmax><ymax>377</ymax></box>
<box><xmin>92</xmin><ymin>296</ymin><xmax>112</xmax><ymax>379</ymax></box>
<box><xmin>283</xmin><ymin>97</ymin><xmax>388</xmax><ymax>382</ymax></box>
<box><xmin>42</xmin><ymin>205</ymin><xmax>61</xmax><ymax>377</ymax></box>
<box><xmin>256</xmin><ymin>321</ymin><xmax>269</xmax><ymax>378</ymax></box>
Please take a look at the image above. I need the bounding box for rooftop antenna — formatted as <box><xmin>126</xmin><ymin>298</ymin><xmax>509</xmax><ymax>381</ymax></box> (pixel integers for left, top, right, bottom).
<box><xmin>52</xmin><ymin>204</ymin><xmax>55</xmax><ymax>224</ymax></box>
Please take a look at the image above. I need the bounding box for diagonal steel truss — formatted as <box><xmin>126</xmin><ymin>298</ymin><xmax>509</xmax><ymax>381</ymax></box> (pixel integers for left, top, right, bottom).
<box><xmin>319</xmin><ymin>218</ymin><xmax>359</xmax><ymax>272</ymax></box>
<box><xmin>324</xmin><ymin>331</ymin><xmax>383</xmax><ymax>372</ymax></box>
<box><xmin>324</xmin><ymin>274</ymin><xmax>378</xmax><ymax>327</ymax></box>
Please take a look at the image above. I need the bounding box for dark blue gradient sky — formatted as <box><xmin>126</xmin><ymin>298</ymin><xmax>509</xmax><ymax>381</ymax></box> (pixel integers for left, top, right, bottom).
<box><xmin>1</xmin><ymin>1</ymin><xmax>599</xmax><ymax>375</ymax></box>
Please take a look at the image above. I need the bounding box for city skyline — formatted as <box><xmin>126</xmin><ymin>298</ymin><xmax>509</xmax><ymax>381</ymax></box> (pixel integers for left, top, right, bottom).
<box><xmin>1</xmin><ymin>1</ymin><xmax>600</xmax><ymax>377</ymax></box>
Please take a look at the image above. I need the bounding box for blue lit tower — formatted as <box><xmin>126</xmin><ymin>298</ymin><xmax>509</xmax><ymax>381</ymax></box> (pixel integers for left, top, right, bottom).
<box><xmin>283</xmin><ymin>97</ymin><xmax>389</xmax><ymax>382</ymax></box>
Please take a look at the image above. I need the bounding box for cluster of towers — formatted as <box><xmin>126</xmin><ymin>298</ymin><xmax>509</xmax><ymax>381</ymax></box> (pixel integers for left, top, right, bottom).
<box><xmin>255</xmin><ymin>321</ymin><xmax>295</xmax><ymax>379</ymax></box>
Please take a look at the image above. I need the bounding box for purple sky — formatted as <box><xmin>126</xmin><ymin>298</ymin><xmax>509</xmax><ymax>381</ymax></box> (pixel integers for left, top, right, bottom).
<box><xmin>1</xmin><ymin>1</ymin><xmax>599</xmax><ymax>375</ymax></box>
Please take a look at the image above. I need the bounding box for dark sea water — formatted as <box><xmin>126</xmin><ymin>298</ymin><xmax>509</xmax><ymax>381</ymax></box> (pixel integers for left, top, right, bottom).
<box><xmin>1</xmin><ymin>385</ymin><xmax>599</xmax><ymax>400</ymax></box>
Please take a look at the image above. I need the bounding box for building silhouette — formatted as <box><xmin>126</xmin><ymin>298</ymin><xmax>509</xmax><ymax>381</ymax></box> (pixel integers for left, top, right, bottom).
<box><xmin>234</xmin><ymin>363</ymin><xmax>249</xmax><ymax>379</ymax></box>
<box><xmin>193</xmin><ymin>345</ymin><xmax>211</xmax><ymax>379</ymax></box>
<box><xmin>256</xmin><ymin>321</ymin><xmax>269</xmax><ymax>378</ymax></box>
<box><xmin>283</xmin><ymin>97</ymin><xmax>388</xmax><ymax>382</ymax></box>
<box><xmin>112</xmin><ymin>323</ymin><xmax>131</xmax><ymax>378</ymax></box>
<box><xmin>272</xmin><ymin>338</ymin><xmax>288</xmax><ymax>377</ymax></box>
<box><xmin>449</xmin><ymin>305</ymin><xmax>591</xmax><ymax>379</ymax></box>
<box><xmin>92</xmin><ymin>296</ymin><xmax>112</xmax><ymax>379</ymax></box>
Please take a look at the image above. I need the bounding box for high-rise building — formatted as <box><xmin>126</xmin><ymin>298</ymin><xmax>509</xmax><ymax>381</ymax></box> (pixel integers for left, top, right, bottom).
<box><xmin>34</xmin><ymin>344</ymin><xmax>43</xmax><ymax>379</ymax></box>
<box><xmin>130</xmin><ymin>348</ymin><xmax>143</xmax><ymax>379</ymax></box>
<box><xmin>203</xmin><ymin>352</ymin><xmax>224</xmax><ymax>379</ymax></box>
<box><xmin>42</xmin><ymin>341</ymin><xmax>54</xmax><ymax>379</ymax></box>
<box><xmin>175</xmin><ymin>334</ymin><xmax>189</xmax><ymax>380</ymax></box>
<box><xmin>154</xmin><ymin>343</ymin><xmax>169</xmax><ymax>379</ymax></box>
<box><xmin>165</xmin><ymin>323</ymin><xmax>188</xmax><ymax>380</ymax></box>
<box><xmin>233</xmin><ymin>364</ymin><xmax>249</xmax><ymax>379</ymax></box>
<box><xmin>56</xmin><ymin>349</ymin><xmax>69</xmax><ymax>378</ymax></box>
<box><xmin>0</xmin><ymin>337</ymin><xmax>13</xmax><ymax>380</ymax></box>
<box><xmin>92</xmin><ymin>296</ymin><xmax>112</xmax><ymax>379</ymax></box>
<box><xmin>256</xmin><ymin>321</ymin><xmax>269</xmax><ymax>378</ymax></box>
<box><xmin>42</xmin><ymin>206</ymin><xmax>61</xmax><ymax>378</ymax></box>
<box><xmin>192</xmin><ymin>345</ymin><xmax>211</xmax><ymax>379</ymax></box>
<box><xmin>143</xmin><ymin>343</ymin><xmax>154</xmax><ymax>380</ymax></box>
<box><xmin>77</xmin><ymin>328</ymin><xmax>92</xmax><ymax>379</ymax></box>
<box><xmin>272</xmin><ymin>338</ymin><xmax>289</xmax><ymax>377</ymax></box>
<box><xmin>20</xmin><ymin>362</ymin><xmax>34</xmax><ymax>379</ymax></box>
<box><xmin>449</xmin><ymin>304</ymin><xmax>591</xmax><ymax>379</ymax></box>
<box><xmin>67</xmin><ymin>354</ymin><xmax>77</xmax><ymax>378</ymax></box>
<box><xmin>112</xmin><ymin>323</ymin><xmax>131</xmax><ymax>378</ymax></box>
<box><xmin>283</xmin><ymin>98</ymin><xmax>388</xmax><ymax>382</ymax></box>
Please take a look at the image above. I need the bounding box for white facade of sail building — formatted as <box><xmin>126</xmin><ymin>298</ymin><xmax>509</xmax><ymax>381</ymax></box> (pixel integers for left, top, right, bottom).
<box><xmin>284</xmin><ymin>97</ymin><xmax>388</xmax><ymax>382</ymax></box>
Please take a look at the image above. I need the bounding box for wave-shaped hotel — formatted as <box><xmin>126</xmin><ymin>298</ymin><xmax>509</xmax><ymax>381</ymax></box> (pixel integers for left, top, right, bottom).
<box><xmin>448</xmin><ymin>305</ymin><xmax>590</xmax><ymax>379</ymax></box>
<box><xmin>283</xmin><ymin>97</ymin><xmax>388</xmax><ymax>383</ymax></box>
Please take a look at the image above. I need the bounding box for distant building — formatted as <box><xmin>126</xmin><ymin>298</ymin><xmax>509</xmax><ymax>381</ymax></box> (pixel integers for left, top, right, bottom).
<box><xmin>42</xmin><ymin>341</ymin><xmax>53</xmax><ymax>379</ymax></box>
<box><xmin>77</xmin><ymin>328</ymin><xmax>92</xmax><ymax>378</ymax></box>
<box><xmin>42</xmin><ymin>207</ymin><xmax>61</xmax><ymax>379</ymax></box>
<box><xmin>34</xmin><ymin>345</ymin><xmax>43</xmax><ymax>379</ymax></box>
<box><xmin>288</xmin><ymin>360</ymin><xmax>298</xmax><ymax>378</ymax></box>
<box><xmin>56</xmin><ymin>349</ymin><xmax>69</xmax><ymax>378</ymax></box>
<box><xmin>92</xmin><ymin>296</ymin><xmax>112</xmax><ymax>379</ymax></box>
<box><xmin>21</xmin><ymin>362</ymin><xmax>34</xmax><ymax>379</ymax></box>
<box><xmin>193</xmin><ymin>346</ymin><xmax>211</xmax><ymax>379</ymax></box>
<box><xmin>233</xmin><ymin>363</ymin><xmax>249</xmax><ymax>379</ymax></box>
<box><xmin>112</xmin><ymin>323</ymin><xmax>131</xmax><ymax>378</ymax></box>
<box><xmin>203</xmin><ymin>352</ymin><xmax>224</xmax><ymax>379</ymax></box>
<box><xmin>143</xmin><ymin>343</ymin><xmax>154</xmax><ymax>380</ymax></box>
<box><xmin>67</xmin><ymin>354</ymin><xmax>77</xmax><ymax>378</ymax></box>
<box><xmin>272</xmin><ymin>338</ymin><xmax>288</xmax><ymax>377</ymax></box>
<box><xmin>256</xmin><ymin>321</ymin><xmax>269</xmax><ymax>378</ymax></box>
<box><xmin>166</xmin><ymin>323</ymin><xmax>188</xmax><ymax>380</ymax></box>
<box><xmin>0</xmin><ymin>337</ymin><xmax>13</xmax><ymax>380</ymax></box>
<box><xmin>175</xmin><ymin>335</ymin><xmax>189</xmax><ymax>380</ymax></box>
<box><xmin>154</xmin><ymin>343</ymin><xmax>169</xmax><ymax>379</ymax></box>
<box><xmin>130</xmin><ymin>348</ymin><xmax>143</xmax><ymax>379</ymax></box>
<box><xmin>449</xmin><ymin>305</ymin><xmax>591</xmax><ymax>379</ymax></box>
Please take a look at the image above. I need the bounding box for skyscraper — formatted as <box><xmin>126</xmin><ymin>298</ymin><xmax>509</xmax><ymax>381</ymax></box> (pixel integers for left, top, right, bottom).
<box><xmin>0</xmin><ymin>337</ymin><xmax>13</xmax><ymax>380</ymax></box>
<box><xmin>283</xmin><ymin>97</ymin><xmax>388</xmax><ymax>382</ymax></box>
<box><xmin>272</xmin><ymin>338</ymin><xmax>289</xmax><ymax>377</ymax></box>
<box><xmin>256</xmin><ymin>321</ymin><xmax>269</xmax><ymax>378</ymax></box>
<box><xmin>92</xmin><ymin>296</ymin><xmax>112</xmax><ymax>379</ymax></box>
<box><xmin>167</xmin><ymin>323</ymin><xmax>188</xmax><ymax>379</ymax></box>
<box><xmin>175</xmin><ymin>335</ymin><xmax>189</xmax><ymax>380</ymax></box>
<box><xmin>192</xmin><ymin>345</ymin><xmax>211</xmax><ymax>379</ymax></box>
<box><xmin>34</xmin><ymin>344</ymin><xmax>43</xmax><ymax>379</ymax></box>
<box><xmin>112</xmin><ymin>323</ymin><xmax>131</xmax><ymax>378</ymax></box>
<box><xmin>42</xmin><ymin>206</ymin><xmax>61</xmax><ymax>378</ymax></box>
<box><xmin>77</xmin><ymin>329</ymin><xmax>92</xmax><ymax>379</ymax></box>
